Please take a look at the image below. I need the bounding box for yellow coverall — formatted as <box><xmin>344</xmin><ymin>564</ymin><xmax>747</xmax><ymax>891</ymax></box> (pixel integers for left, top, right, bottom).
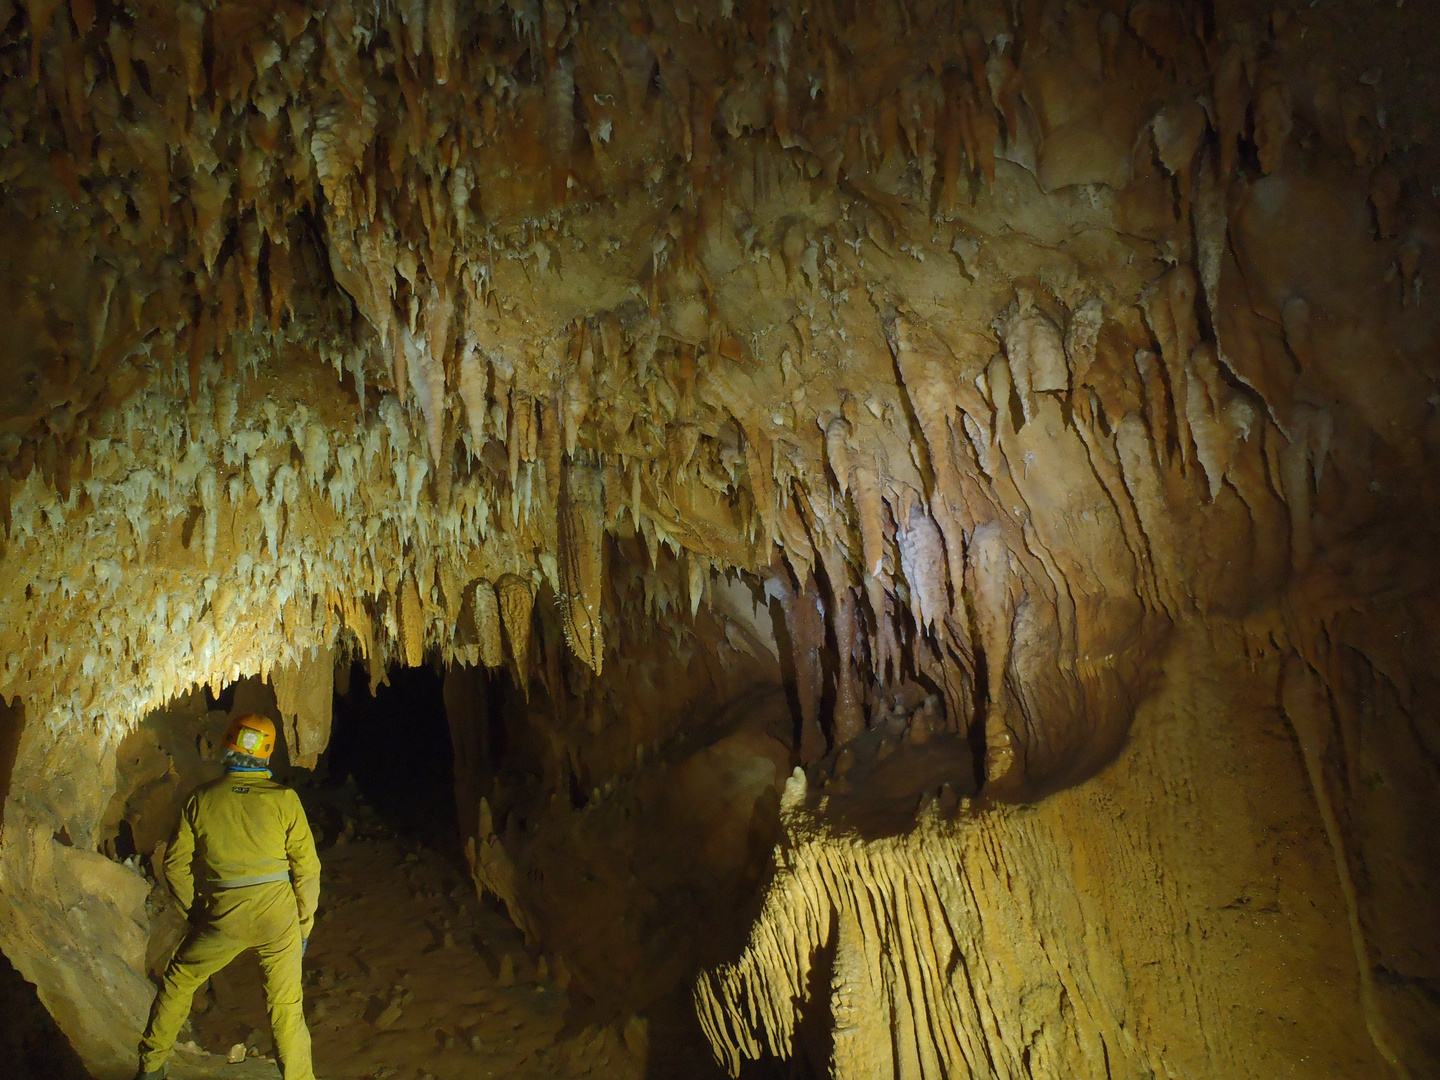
<box><xmin>139</xmin><ymin>770</ymin><xmax>321</xmax><ymax>1079</ymax></box>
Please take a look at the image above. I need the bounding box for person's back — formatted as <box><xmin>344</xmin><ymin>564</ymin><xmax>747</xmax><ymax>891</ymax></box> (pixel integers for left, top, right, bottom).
<box><xmin>176</xmin><ymin>773</ymin><xmax>318</xmax><ymax>898</ymax></box>
<box><xmin>135</xmin><ymin>715</ymin><xmax>320</xmax><ymax>1080</ymax></box>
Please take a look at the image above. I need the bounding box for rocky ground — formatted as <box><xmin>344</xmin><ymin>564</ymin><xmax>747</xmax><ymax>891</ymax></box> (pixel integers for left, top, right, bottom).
<box><xmin>168</xmin><ymin>786</ymin><xmax>645</xmax><ymax>1080</ymax></box>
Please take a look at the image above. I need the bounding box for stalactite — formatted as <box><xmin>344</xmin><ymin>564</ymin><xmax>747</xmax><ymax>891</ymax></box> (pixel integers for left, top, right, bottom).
<box><xmin>969</xmin><ymin>521</ymin><xmax>1015</xmax><ymax>784</ymax></box>
<box><xmin>458</xmin><ymin>344</ymin><xmax>489</xmax><ymax>447</ymax></box>
<box><xmin>399</xmin><ymin>575</ymin><xmax>426</xmax><ymax>667</ymax></box>
<box><xmin>558</xmin><ymin>462</ymin><xmax>606</xmax><ymax>674</ymax></box>
<box><xmin>823</xmin><ymin>416</ymin><xmax>852</xmax><ymax>497</ymax></box>
<box><xmin>472</xmin><ymin>579</ymin><xmax>504</xmax><ymax>669</ymax></box>
<box><xmin>850</xmin><ymin>465</ymin><xmax>886</xmax><ymax>580</ymax></box>
<box><xmin>497</xmin><ymin>573</ymin><xmax>534</xmax><ymax>694</ymax></box>
<box><xmin>999</xmin><ymin>291</ymin><xmax>1067</xmax><ymax>423</ymax></box>
<box><xmin>896</xmin><ymin>504</ymin><xmax>946</xmax><ymax>637</ymax></box>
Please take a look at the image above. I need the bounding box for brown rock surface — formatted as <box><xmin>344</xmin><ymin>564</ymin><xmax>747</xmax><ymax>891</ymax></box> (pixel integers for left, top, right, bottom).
<box><xmin>0</xmin><ymin>0</ymin><xmax>1436</xmax><ymax>1075</ymax></box>
<box><xmin>699</xmin><ymin>623</ymin><xmax>1407</xmax><ymax>1077</ymax></box>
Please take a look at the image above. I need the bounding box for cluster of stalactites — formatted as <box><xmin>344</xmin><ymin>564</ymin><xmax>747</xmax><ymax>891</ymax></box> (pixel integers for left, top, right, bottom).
<box><xmin>0</xmin><ymin>0</ymin><xmax>1278</xmax><ymax>494</ymax></box>
<box><xmin>0</xmin><ymin>333</ymin><xmax>787</xmax><ymax>740</ymax></box>
<box><xmin>0</xmin><ymin>0</ymin><xmax>1428</xmax><ymax>796</ymax></box>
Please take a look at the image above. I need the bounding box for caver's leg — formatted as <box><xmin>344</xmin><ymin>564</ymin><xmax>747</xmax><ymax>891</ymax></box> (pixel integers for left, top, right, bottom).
<box><xmin>137</xmin><ymin>924</ymin><xmax>245</xmax><ymax>1075</ymax></box>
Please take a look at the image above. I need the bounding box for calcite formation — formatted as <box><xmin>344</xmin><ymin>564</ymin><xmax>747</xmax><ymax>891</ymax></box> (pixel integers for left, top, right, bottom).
<box><xmin>696</xmin><ymin>627</ymin><xmax>1409</xmax><ymax>1079</ymax></box>
<box><xmin>0</xmin><ymin>0</ymin><xmax>1437</xmax><ymax>1076</ymax></box>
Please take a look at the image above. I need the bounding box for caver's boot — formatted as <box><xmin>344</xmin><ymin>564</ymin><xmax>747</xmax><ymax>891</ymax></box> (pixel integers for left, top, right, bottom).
<box><xmin>133</xmin><ymin>1067</ymin><xmax>166</xmax><ymax>1080</ymax></box>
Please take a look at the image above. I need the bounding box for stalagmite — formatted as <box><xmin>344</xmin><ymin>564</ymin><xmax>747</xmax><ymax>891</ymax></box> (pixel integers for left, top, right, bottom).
<box><xmin>466</xmin><ymin>799</ymin><xmax>539</xmax><ymax>945</ymax></box>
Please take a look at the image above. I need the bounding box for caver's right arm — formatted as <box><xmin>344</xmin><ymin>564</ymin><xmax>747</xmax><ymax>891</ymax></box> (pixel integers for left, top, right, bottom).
<box><xmin>163</xmin><ymin>793</ymin><xmax>199</xmax><ymax>914</ymax></box>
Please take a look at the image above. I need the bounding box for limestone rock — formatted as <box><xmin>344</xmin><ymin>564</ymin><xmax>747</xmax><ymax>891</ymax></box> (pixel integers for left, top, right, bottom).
<box><xmin>0</xmin><ymin>0</ymin><xmax>1436</xmax><ymax>1074</ymax></box>
<box><xmin>470</xmin><ymin>581</ymin><xmax>504</xmax><ymax>670</ymax></box>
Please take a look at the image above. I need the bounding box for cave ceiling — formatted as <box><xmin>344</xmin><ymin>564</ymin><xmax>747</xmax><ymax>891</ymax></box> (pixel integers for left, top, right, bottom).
<box><xmin>0</xmin><ymin>0</ymin><xmax>1436</xmax><ymax>801</ymax></box>
<box><xmin>2</xmin><ymin>2</ymin><xmax>1440</xmax><ymax>1076</ymax></box>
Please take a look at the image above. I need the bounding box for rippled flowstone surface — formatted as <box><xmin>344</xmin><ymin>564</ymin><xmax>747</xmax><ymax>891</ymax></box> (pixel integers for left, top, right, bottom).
<box><xmin>697</xmin><ymin>625</ymin><xmax>1402</xmax><ymax>1079</ymax></box>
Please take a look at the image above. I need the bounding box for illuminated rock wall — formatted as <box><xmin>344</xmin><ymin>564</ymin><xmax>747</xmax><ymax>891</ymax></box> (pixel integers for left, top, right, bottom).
<box><xmin>697</xmin><ymin>625</ymin><xmax>1423</xmax><ymax>1078</ymax></box>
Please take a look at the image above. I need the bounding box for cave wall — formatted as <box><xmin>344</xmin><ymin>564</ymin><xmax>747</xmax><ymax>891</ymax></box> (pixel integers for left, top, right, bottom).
<box><xmin>0</xmin><ymin>679</ymin><xmax>287</xmax><ymax>1080</ymax></box>
<box><xmin>0</xmin><ymin>714</ymin><xmax>152</xmax><ymax>1079</ymax></box>
<box><xmin>0</xmin><ymin>0</ymin><xmax>1436</xmax><ymax>1075</ymax></box>
<box><xmin>467</xmin><ymin>683</ymin><xmax>794</xmax><ymax>1014</ymax></box>
<box><xmin>698</xmin><ymin>622</ymin><xmax>1416</xmax><ymax>1078</ymax></box>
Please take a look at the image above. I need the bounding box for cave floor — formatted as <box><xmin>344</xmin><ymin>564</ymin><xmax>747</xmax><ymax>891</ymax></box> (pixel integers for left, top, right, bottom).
<box><xmin>166</xmin><ymin>831</ymin><xmax>641</xmax><ymax>1080</ymax></box>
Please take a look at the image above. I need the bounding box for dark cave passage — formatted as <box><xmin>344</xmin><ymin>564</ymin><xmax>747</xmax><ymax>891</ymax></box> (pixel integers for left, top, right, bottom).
<box><xmin>69</xmin><ymin>667</ymin><xmax>793</xmax><ymax>1079</ymax></box>
<box><xmin>327</xmin><ymin>663</ymin><xmax>459</xmax><ymax>844</ymax></box>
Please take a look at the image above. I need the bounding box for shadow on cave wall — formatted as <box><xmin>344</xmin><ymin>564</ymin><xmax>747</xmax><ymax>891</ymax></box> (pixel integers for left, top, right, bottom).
<box><xmin>0</xmin><ymin>950</ymin><xmax>91</xmax><ymax>1080</ymax></box>
<box><xmin>0</xmin><ymin>697</ymin><xmax>21</xmax><ymax>830</ymax></box>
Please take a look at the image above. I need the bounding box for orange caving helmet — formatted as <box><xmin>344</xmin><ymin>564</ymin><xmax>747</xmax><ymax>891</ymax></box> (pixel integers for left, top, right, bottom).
<box><xmin>223</xmin><ymin>714</ymin><xmax>277</xmax><ymax>760</ymax></box>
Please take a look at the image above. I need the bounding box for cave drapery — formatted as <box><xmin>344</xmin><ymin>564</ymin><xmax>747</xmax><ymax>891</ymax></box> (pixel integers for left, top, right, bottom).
<box><xmin>0</xmin><ymin>0</ymin><xmax>1437</xmax><ymax>1077</ymax></box>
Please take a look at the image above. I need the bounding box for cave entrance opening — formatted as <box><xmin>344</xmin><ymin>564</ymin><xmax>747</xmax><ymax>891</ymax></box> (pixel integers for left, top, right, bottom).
<box><xmin>328</xmin><ymin>662</ymin><xmax>460</xmax><ymax>846</ymax></box>
<box><xmin>308</xmin><ymin>655</ymin><xmax>815</xmax><ymax>1080</ymax></box>
<box><xmin>95</xmin><ymin>660</ymin><xmax>620</xmax><ymax>1075</ymax></box>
